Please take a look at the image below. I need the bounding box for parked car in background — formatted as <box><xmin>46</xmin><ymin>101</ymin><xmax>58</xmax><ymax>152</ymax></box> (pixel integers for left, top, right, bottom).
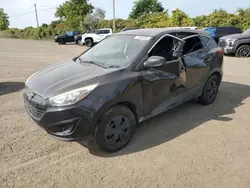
<box><xmin>24</xmin><ymin>28</ymin><xmax>224</xmax><ymax>153</ymax></box>
<box><xmin>81</xmin><ymin>28</ymin><xmax>112</xmax><ymax>47</ymax></box>
<box><xmin>171</xmin><ymin>26</ymin><xmax>197</xmax><ymax>30</ymax></box>
<box><xmin>74</xmin><ymin>30</ymin><xmax>97</xmax><ymax>45</ymax></box>
<box><xmin>201</xmin><ymin>27</ymin><xmax>242</xmax><ymax>43</ymax></box>
<box><xmin>218</xmin><ymin>28</ymin><xmax>250</xmax><ymax>57</ymax></box>
<box><xmin>55</xmin><ymin>31</ymin><xmax>81</xmax><ymax>45</ymax></box>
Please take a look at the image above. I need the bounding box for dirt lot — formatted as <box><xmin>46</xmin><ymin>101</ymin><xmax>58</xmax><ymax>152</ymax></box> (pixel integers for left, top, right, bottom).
<box><xmin>0</xmin><ymin>38</ymin><xmax>250</xmax><ymax>188</ymax></box>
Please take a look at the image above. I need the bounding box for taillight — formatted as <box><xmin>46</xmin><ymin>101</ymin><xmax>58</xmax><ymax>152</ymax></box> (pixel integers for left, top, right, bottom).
<box><xmin>217</xmin><ymin>49</ymin><xmax>224</xmax><ymax>55</ymax></box>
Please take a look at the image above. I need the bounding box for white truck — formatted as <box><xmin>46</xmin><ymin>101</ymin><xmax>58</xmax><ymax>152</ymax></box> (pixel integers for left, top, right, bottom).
<box><xmin>81</xmin><ymin>28</ymin><xmax>113</xmax><ymax>47</ymax></box>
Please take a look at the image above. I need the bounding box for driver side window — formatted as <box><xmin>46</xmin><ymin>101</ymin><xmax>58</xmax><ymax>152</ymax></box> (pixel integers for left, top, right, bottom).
<box><xmin>149</xmin><ymin>36</ymin><xmax>178</xmax><ymax>61</ymax></box>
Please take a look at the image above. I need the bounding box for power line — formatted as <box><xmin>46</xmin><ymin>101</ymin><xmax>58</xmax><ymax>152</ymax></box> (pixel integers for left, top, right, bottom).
<box><xmin>37</xmin><ymin>7</ymin><xmax>57</xmax><ymax>12</ymax></box>
<box><xmin>36</xmin><ymin>4</ymin><xmax>60</xmax><ymax>8</ymax></box>
<box><xmin>21</xmin><ymin>5</ymin><xmax>34</xmax><ymax>14</ymax></box>
<box><xmin>15</xmin><ymin>10</ymin><xmax>35</xmax><ymax>18</ymax></box>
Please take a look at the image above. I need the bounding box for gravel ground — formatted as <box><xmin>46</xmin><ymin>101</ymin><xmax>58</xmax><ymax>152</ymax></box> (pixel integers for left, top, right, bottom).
<box><xmin>0</xmin><ymin>38</ymin><xmax>250</xmax><ymax>188</ymax></box>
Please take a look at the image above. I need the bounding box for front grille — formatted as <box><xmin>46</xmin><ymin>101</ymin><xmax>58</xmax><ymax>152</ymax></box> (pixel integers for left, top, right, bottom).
<box><xmin>24</xmin><ymin>87</ymin><xmax>46</xmax><ymax>120</ymax></box>
<box><xmin>24</xmin><ymin>99</ymin><xmax>45</xmax><ymax>120</ymax></box>
<box><xmin>219</xmin><ymin>39</ymin><xmax>226</xmax><ymax>48</ymax></box>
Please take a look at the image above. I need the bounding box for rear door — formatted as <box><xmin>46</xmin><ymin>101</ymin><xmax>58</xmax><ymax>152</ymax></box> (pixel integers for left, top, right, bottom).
<box><xmin>181</xmin><ymin>34</ymin><xmax>211</xmax><ymax>90</ymax></box>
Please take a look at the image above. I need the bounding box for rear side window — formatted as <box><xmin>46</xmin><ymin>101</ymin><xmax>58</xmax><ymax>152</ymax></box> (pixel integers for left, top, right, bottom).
<box><xmin>73</xmin><ymin>31</ymin><xmax>80</xmax><ymax>35</ymax></box>
<box><xmin>102</xmin><ymin>30</ymin><xmax>111</xmax><ymax>34</ymax></box>
<box><xmin>200</xmin><ymin>36</ymin><xmax>210</xmax><ymax>46</ymax></box>
<box><xmin>183</xmin><ymin>36</ymin><xmax>203</xmax><ymax>55</ymax></box>
<box><xmin>207</xmin><ymin>37</ymin><xmax>218</xmax><ymax>49</ymax></box>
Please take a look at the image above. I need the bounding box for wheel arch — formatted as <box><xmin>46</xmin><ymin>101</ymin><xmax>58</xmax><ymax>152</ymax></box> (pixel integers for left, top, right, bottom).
<box><xmin>89</xmin><ymin>100</ymin><xmax>141</xmax><ymax>135</ymax></box>
<box><xmin>85</xmin><ymin>37</ymin><xmax>93</xmax><ymax>42</ymax></box>
<box><xmin>208</xmin><ymin>70</ymin><xmax>223</xmax><ymax>85</ymax></box>
<box><xmin>235</xmin><ymin>41</ymin><xmax>250</xmax><ymax>51</ymax></box>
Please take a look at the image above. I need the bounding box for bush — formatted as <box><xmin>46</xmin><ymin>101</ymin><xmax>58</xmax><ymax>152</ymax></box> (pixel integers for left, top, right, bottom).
<box><xmin>3</xmin><ymin>8</ymin><xmax>250</xmax><ymax>40</ymax></box>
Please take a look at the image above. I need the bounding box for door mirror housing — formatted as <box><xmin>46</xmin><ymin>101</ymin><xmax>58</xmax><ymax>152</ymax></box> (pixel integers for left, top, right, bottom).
<box><xmin>144</xmin><ymin>56</ymin><xmax>165</xmax><ymax>68</ymax></box>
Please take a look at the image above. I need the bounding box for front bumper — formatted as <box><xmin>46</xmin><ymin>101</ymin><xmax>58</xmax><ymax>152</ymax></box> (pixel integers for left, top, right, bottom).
<box><xmin>222</xmin><ymin>46</ymin><xmax>235</xmax><ymax>54</ymax></box>
<box><xmin>24</xmin><ymin>91</ymin><xmax>95</xmax><ymax>141</ymax></box>
<box><xmin>218</xmin><ymin>39</ymin><xmax>236</xmax><ymax>55</ymax></box>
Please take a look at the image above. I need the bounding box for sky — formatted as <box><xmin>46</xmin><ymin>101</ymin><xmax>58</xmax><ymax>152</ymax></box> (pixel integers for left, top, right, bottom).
<box><xmin>1</xmin><ymin>0</ymin><xmax>250</xmax><ymax>29</ymax></box>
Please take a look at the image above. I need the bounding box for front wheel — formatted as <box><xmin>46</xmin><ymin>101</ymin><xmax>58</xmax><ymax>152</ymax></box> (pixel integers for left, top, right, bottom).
<box><xmin>199</xmin><ymin>75</ymin><xmax>220</xmax><ymax>105</ymax></box>
<box><xmin>89</xmin><ymin>105</ymin><xmax>136</xmax><ymax>153</ymax></box>
<box><xmin>235</xmin><ymin>45</ymin><xmax>250</xmax><ymax>57</ymax></box>
<box><xmin>85</xmin><ymin>38</ymin><xmax>93</xmax><ymax>47</ymax></box>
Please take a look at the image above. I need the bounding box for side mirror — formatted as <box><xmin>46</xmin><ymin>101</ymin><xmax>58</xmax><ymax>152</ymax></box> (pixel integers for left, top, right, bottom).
<box><xmin>144</xmin><ymin>56</ymin><xmax>165</xmax><ymax>68</ymax></box>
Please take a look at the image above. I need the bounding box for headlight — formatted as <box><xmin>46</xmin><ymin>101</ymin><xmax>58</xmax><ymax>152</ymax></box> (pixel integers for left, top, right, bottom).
<box><xmin>49</xmin><ymin>83</ymin><xmax>98</xmax><ymax>107</ymax></box>
<box><xmin>226</xmin><ymin>39</ymin><xmax>237</xmax><ymax>46</ymax></box>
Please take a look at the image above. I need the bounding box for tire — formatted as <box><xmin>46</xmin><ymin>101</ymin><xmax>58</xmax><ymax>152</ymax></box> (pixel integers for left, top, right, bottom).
<box><xmin>199</xmin><ymin>75</ymin><xmax>220</xmax><ymax>105</ymax></box>
<box><xmin>89</xmin><ymin>105</ymin><xmax>136</xmax><ymax>153</ymax></box>
<box><xmin>58</xmin><ymin>39</ymin><xmax>65</xmax><ymax>45</ymax></box>
<box><xmin>85</xmin><ymin>38</ymin><xmax>93</xmax><ymax>47</ymax></box>
<box><xmin>77</xmin><ymin>39</ymin><xmax>82</xmax><ymax>45</ymax></box>
<box><xmin>235</xmin><ymin>45</ymin><xmax>250</xmax><ymax>57</ymax></box>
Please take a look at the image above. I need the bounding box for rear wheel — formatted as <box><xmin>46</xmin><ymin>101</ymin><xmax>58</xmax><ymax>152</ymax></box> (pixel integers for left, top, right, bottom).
<box><xmin>58</xmin><ymin>39</ymin><xmax>65</xmax><ymax>45</ymax></box>
<box><xmin>89</xmin><ymin>105</ymin><xmax>136</xmax><ymax>153</ymax></box>
<box><xmin>199</xmin><ymin>75</ymin><xmax>220</xmax><ymax>105</ymax></box>
<box><xmin>235</xmin><ymin>45</ymin><xmax>250</xmax><ymax>57</ymax></box>
<box><xmin>85</xmin><ymin>38</ymin><xmax>93</xmax><ymax>47</ymax></box>
<box><xmin>77</xmin><ymin>39</ymin><xmax>82</xmax><ymax>45</ymax></box>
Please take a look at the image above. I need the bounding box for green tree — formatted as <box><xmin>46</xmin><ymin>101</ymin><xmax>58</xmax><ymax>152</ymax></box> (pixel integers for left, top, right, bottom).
<box><xmin>137</xmin><ymin>12</ymin><xmax>169</xmax><ymax>28</ymax></box>
<box><xmin>169</xmin><ymin>9</ymin><xmax>194</xmax><ymax>27</ymax></box>
<box><xmin>129</xmin><ymin>0</ymin><xmax>164</xmax><ymax>19</ymax></box>
<box><xmin>236</xmin><ymin>8</ymin><xmax>250</xmax><ymax>30</ymax></box>
<box><xmin>193</xmin><ymin>15</ymin><xmax>209</xmax><ymax>28</ymax></box>
<box><xmin>0</xmin><ymin>8</ymin><xmax>9</xmax><ymax>30</ymax></box>
<box><xmin>207</xmin><ymin>9</ymin><xmax>239</xmax><ymax>27</ymax></box>
<box><xmin>84</xmin><ymin>8</ymin><xmax>105</xmax><ymax>31</ymax></box>
<box><xmin>55</xmin><ymin>0</ymin><xmax>94</xmax><ymax>29</ymax></box>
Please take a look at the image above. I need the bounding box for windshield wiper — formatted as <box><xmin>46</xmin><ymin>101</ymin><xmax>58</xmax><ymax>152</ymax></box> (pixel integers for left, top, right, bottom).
<box><xmin>80</xmin><ymin>59</ymin><xmax>107</xmax><ymax>69</ymax></box>
<box><xmin>107</xmin><ymin>65</ymin><xmax>121</xmax><ymax>68</ymax></box>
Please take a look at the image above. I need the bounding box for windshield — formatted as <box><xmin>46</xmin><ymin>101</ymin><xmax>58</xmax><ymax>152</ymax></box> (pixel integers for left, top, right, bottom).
<box><xmin>243</xmin><ymin>28</ymin><xmax>250</xmax><ymax>34</ymax></box>
<box><xmin>79</xmin><ymin>35</ymin><xmax>152</xmax><ymax>68</ymax></box>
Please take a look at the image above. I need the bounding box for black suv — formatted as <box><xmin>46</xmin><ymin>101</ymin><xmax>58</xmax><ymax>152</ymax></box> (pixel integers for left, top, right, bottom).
<box><xmin>55</xmin><ymin>31</ymin><xmax>81</xmax><ymax>44</ymax></box>
<box><xmin>201</xmin><ymin>27</ymin><xmax>242</xmax><ymax>43</ymax></box>
<box><xmin>218</xmin><ymin>28</ymin><xmax>250</xmax><ymax>57</ymax></box>
<box><xmin>24</xmin><ymin>28</ymin><xmax>224</xmax><ymax>153</ymax></box>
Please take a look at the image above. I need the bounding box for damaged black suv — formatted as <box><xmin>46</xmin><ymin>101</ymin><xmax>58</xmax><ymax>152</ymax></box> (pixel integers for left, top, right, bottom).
<box><xmin>24</xmin><ymin>28</ymin><xmax>224</xmax><ymax>153</ymax></box>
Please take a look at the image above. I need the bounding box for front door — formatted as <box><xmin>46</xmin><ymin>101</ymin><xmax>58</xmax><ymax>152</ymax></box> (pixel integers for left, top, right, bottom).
<box><xmin>65</xmin><ymin>31</ymin><xmax>74</xmax><ymax>42</ymax></box>
<box><xmin>141</xmin><ymin>34</ymin><xmax>186</xmax><ymax>115</ymax></box>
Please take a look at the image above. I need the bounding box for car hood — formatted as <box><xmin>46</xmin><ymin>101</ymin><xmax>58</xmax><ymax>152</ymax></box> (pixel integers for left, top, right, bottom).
<box><xmin>26</xmin><ymin>60</ymin><xmax>121</xmax><ymax>99</ymax></box>
<box><xmin>220</xmin><ymin>33</ymin><xmax>250</xmax><ymax>40</ymax></box>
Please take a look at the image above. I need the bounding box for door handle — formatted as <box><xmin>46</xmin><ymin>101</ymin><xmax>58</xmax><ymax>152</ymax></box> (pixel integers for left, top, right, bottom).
<box><xmin>204</xmin><ymin>58</ymin><xmax>212</xmax><ymax>62</ymax></box>
<box><xmin>180</xmin><ymin>67</ymin><xmax>185</xmax><ymax>71</ymax></box>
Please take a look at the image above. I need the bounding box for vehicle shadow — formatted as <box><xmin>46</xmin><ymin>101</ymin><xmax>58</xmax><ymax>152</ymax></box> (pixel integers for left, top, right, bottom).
<box><xmin>0</xmin><ymin>82</ymin><xmax>25</xmax><ymax>96</ymax></box>
<box><xmin>88</xmin><ymin>81</ymin><xmax>250</xmax><ymax>157</ymax></box>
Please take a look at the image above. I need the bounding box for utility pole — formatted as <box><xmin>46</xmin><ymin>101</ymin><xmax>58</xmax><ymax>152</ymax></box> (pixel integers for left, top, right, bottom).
<box><xmin>112</xmin><ymin>0</ymin><xmax>116</xmax><ymax>33</ymax></box>
<box><xmin>34</xmin><ymin>3</ymin><xmax>39</xmax><ymax>27</ymax></box>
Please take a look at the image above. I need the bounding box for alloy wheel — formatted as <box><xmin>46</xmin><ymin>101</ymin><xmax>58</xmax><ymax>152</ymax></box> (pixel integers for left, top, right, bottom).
<box><xmin>237</xmin><ymin>46</ymin><xmax>250</xmax><ymax>57</ymax></box>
